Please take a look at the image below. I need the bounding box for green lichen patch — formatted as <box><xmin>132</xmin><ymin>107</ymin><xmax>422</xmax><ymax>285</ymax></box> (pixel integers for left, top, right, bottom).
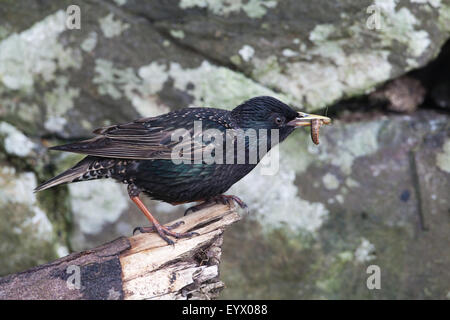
<box><xmin>99</xmin><ymin>13</ymin><xmax>130</xmax><ymax>39</ymax></box>
<box><xmin>251</xmin><ymin>50</ymin><xmax>391</xmax><ymax>111</ymax></box>
<box><xmin>0</xmin><ymin>10</ymin><xmax>81</xmax><ymax>91</ymax></box>
<box><xmin>170</xmin><ymin>29</ymin><xmax>185</xmax><ymax>39</ymax></box>
<box><xmin>436</xmin><ymin>138</ymin><xmax>450</xmax><ymax>173</ymax></box>
<box><xmin>0</xmin><ymin>121</ymin><xmax>37</xmax><ymax>158</ymax></box>
<box><xmin>168</xmin><ymin>60</ymin><xmax>291</xmax><ymax>109</ymax></box>
<box><xmin>229</xmin><ymin>156</ymin><xmax>329</xmax><ymax>235</ymax></box>
<box><xmin>179</xmin><ymin>0</ymin><xmax>278</xmax><ymax>19</ymax></box>
<box><xmin>375</xmin><ymin>0</ymin><xmax>431</xmax><ymax>57</ymax></box>
<box><xmin>438</xmin><ymin>3</ymin><xmax>450</xmax><ymax>32</ymax></box>
<box><xmin>0</xmin><ymin>165</ymin><xmax>64</xmax><ymax>275</ymax></box>
<box><xmin>81</xmin><ymin>31</ymin><xmax>98</xmax><ymax>52</ymax></box>
<box><xmin>93</xmin><ymin>59</ymin><xmax>170</xmax><ymax>116</ymax></box>
<box><xmin>92</xmin><ymin>58</ymin><xmax>290</xmax><ymax>116</ymax></box>
<box><xmin>43</xmin><ymin>76</ymin><xmax>80</xmax><ymax>133</ymax></box>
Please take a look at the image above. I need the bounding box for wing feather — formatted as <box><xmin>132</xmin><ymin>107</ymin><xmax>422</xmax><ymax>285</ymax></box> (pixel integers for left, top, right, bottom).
<box><xmin>50</xmin><ymin>115</ymin><xmax>227</xmax><ymax>160</ymax></box>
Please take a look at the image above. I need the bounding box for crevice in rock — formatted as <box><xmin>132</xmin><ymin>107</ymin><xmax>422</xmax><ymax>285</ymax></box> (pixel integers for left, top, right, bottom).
<box><xmin>322</xmin><ymin>38</ymin><xmax>450</xmax><ymax>121</ymax></box>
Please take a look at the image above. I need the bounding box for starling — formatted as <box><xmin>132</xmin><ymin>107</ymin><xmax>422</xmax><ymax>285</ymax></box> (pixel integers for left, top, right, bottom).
<box><xmin>35</xmin><ymin>96</ymin><xmax>331</xmax><ymax>244</ymax></box>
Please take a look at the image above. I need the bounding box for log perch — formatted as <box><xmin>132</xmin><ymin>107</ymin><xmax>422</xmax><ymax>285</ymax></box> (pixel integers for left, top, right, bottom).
<box><xmin>0</xmin><ymin>204</ymin><xmax>241</xmax><ymax>300</ymax></box>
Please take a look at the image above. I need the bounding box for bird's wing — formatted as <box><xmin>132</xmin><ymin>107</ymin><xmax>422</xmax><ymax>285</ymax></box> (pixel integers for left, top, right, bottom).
<box><xmin>50</xmin><ymin>116</ymin><xmax>227</xmax><ymax>160</ymax></box>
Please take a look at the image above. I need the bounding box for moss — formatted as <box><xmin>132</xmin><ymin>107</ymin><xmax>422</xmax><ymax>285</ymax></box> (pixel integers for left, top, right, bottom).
<box><xmin>314</xmin><ymin>256</ymin><xmax>351</xmax><ymax>296</ymax></box>
<box><xmin>235</xmin><ymin>217</ymin><xmax>412</xmax><ymax>299</ymax></box>
<box><xmin>220</xmin><ymin>221</ymin><xmax>317</xmax><ymax>299</ymax></box>
<box><xmin>220</xmin><ymin>219</ymin><xmax>409</xmax><ymax>300</ymax></box>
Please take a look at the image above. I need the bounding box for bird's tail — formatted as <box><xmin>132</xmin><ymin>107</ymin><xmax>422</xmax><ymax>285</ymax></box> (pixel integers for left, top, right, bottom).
<box><xmin>34</xmin><ymin>156</ymin><xmax>101</xmax><ymax>192</ymax></box>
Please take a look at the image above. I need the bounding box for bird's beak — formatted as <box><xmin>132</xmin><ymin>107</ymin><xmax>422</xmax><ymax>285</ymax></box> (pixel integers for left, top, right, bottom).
<box><xmin>287</xmin><ymin>112</ymin><xmax>332</xmax><ymax>127</ymax></box>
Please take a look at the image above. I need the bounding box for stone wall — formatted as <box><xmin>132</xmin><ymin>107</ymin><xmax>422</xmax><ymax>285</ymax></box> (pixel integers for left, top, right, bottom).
<box><xmin>0</xmin><ymin>0</ymin><xmax>449</xmax><ymax>299</ymax></box>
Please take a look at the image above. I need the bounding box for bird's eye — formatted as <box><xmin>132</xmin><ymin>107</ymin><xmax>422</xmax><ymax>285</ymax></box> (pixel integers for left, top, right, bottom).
<box><xmin>274</xmin><ymin>116</ymin><xmax>283</xmax><ymax>125</ymax></box>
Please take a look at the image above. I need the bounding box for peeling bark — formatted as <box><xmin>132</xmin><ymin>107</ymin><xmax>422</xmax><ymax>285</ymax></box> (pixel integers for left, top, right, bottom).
<box><xmin>0</xmin><ymin>203</ymin><xmax>240</xmax><ymax>300</ymax></box>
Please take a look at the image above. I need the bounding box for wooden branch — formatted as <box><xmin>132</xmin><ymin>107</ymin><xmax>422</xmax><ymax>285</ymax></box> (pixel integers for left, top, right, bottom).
<box><xmin>0</xmin><ymin>203</ymin><xmax>241</xmax><ymax>300</ymax></box>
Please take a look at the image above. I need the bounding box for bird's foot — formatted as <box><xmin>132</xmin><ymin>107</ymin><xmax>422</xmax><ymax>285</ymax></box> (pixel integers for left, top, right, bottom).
<box><xmin>133</xmin><ymin>221</ymin><xmax>184</xmax><ymax>235</ymax></box>
<box><xmin>184</xmin><ymin>201</ymin><xmax>215</xmax><ymax>216</ymax></box>
<box><xmin>184</xmin><ymin>194</ymin><xmax>248</xmax><ymax>216</ymax></box>
<box><xmin>215</xmin><ymin>195</ymin><xmax>248</xmax><ymax>211</ymax></box>
<box><xmin>215</xmin><ymin>195</ymin><xmax>249</xmax><ymax>214</ymax></box>
<box><xmin>133</xmin><ymin>221</ymin><xmax>199</xmax><ymax>245</ymax></box>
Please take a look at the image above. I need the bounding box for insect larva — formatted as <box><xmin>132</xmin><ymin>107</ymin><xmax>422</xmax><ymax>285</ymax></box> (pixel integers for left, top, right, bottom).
<box><xmin>311</xmin><ymin>119</ymin><xmax>321</xmax><ymax>145</ymax></box>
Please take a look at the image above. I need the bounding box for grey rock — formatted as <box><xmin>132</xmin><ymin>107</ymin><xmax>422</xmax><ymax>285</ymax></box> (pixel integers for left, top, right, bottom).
<box><xmin>0</xmin><ymin>0</ymin><xmax>449</xmax><ymax>299</ymax></box>
<box><xmin>1</xmin><ymin>0</ymin><xmax>449</xmax><ymax>138</ymax></box>
<box><xmin>221</xmin><ymin>111</ymin><xmax>450</xmax><ymax>299</ymax></box>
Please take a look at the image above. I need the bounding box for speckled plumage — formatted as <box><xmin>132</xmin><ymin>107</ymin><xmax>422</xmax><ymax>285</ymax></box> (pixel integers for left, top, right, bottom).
<box><xmin>35</xmin><ymin>96</ymin><xmax>322</xmax><ymax>244</ymax></box>
<box><xmin>36</xmin><ymin>96</ymin><xmax>298</xmax><ymax>203</ymax></box>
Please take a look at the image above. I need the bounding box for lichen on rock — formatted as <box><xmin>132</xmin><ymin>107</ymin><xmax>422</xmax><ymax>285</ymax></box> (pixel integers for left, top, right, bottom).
<box><xmin>0</xmin><ymin>122</ymin><xmax>36</xmax><ymax>157</ymax></box>
<box><xmin>436</xmin><ymin>138</ymin><xmax>450</xmax><ymax>173</ymax></box>
<box><xmin>0</xmin><ymin>10</ymin><xmax>81</xmax><ymax>91</ymax></box>
<box><xmin>0</xmin><ymin>166</ymin><xmax>62</xmax><ymax>275</ymax></box>
<box><xmin>99</xmin><ymin>13</ymin><xmax>130</xmax><ymax>39</ymax></box>
<box><xmin>179</xmin><ymin>0</ymin><xmax>278</xmax><ymax>19</ymax></box>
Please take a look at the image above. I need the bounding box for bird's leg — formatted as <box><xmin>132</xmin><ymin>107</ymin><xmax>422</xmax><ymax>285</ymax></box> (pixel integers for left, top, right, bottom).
<box><xmin>184</xmin><ymin>194</ymin><xmax>248</xmax><ymax>216</ymax></box>
<box><xmin>128</xmin><ymin>184</ymin><xmax>198</xmax><ymax>245</ymax></box>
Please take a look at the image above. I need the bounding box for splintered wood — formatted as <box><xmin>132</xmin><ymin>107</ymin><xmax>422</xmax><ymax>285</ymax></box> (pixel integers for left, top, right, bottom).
<box><xmin>120</xmin><ymin>203</ymin><xmax>241</xmax><ymax>300</ymax></box>
<box><xmin>0</xmin><ymin>203</ymin><xmax>240</xmax><ymax>300</ymax></box>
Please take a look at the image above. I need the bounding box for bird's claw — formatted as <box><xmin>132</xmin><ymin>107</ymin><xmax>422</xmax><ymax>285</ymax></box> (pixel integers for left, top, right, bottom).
<box><xmin>184</xmin><ymin>201</ymin><xmax>214</xmax><ymax>216</ymax></box>
<box><xmin>215</xmin><ymin>195</ymin><xmax>248</xmax><ymax>213</ymax></box>
<box><xmin>133</xmin><ymin>221</ymin><xmax>197</xmax><ymax>245</ymax></box>
<box><xmin>157</xmin><ymin>227</ymin><xmax>199</xmax><ymax>246</ymax></box>
<box><xmin>184</xmin><ymin>195</ymin><xmax>249</xmax><ymax>216</ymax></box>
<box><xmin>133</xmin><ymin>221</ymin><xmax>184</xmax><ymax>235</ymax></box>
<box><xmin>184</xmin><ymin>206</ymin><xmax>197</xmax><ymax>216</ymax></box>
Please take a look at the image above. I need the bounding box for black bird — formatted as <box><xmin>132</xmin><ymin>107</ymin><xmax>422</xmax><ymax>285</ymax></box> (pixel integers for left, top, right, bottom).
<box><xmin>35</xmin><ymin>96</ymin><xmax>330</xmax><ymax>244</ymax></box>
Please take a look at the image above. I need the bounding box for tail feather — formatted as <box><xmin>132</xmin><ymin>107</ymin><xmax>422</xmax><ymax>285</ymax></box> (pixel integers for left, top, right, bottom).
<box><xmin>34</xmin><ymin>157</ymin><xmax>92</xmax><ymax>192</ymax></box>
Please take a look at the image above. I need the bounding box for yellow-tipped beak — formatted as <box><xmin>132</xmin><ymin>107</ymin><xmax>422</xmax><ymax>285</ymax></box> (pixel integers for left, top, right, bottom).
<box><xmin>287</xmin><ymin>112</ymin><xmax>332</xmax><ymax>127</ymax></box>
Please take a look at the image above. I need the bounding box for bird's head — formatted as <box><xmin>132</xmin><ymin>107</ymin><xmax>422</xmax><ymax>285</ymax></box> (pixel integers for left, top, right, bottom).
<box><xmin>231</xmin><ymin>96</ymin><xmax>331</xmax><ymax>142</ymax></box>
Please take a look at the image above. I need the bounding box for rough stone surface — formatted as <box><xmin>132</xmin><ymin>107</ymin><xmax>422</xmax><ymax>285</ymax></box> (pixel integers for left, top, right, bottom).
<box><xmin>221</xmin><ymin>111</ymin><xmax>450</xmax><ymax>299</ymax></box>
<box><xmin>0</xmin><ymin>0</ymin><xmax>449</xmax><ymax>298</ymax></box>
<box><xmin>0</xmin><ymin>163</ymin><xmax>67</xmax><ymax>275</ymax></box>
